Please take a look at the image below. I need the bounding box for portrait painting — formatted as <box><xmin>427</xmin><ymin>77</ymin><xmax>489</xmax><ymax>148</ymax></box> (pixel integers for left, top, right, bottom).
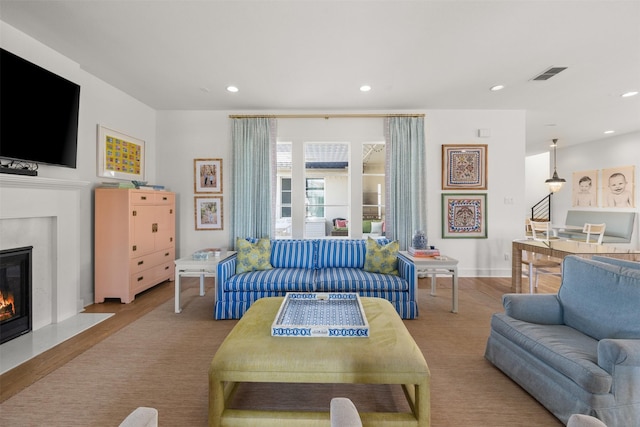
<box><xmin>602</xmin><ymin>166</ymin><xmax>635</xmax><ymax>208</ymax></box>
<box><xmin>572</xmin><ymin>170</ymin><xmax>598</xmax><ymax>207</ymax></box>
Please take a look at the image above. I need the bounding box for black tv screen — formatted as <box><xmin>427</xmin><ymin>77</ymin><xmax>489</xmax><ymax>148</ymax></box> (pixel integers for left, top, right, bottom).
<box><xmin>0</xmin><ymin>48</ymin><xmax>80</xmax><ymax>168</ymax></box>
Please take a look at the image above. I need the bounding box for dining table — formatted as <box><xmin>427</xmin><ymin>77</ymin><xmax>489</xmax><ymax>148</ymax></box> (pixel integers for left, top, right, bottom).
<box><xmin>511</xmin><ymin>238</ymin><xmax>640</xmax><ymax>293</ymax></box>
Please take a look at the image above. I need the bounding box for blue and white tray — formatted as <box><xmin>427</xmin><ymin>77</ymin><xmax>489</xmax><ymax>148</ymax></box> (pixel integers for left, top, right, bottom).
<box><xmin>271</xmin><ymin>293</ymin><xmax>369</xmax><ymax>338</ymax></box>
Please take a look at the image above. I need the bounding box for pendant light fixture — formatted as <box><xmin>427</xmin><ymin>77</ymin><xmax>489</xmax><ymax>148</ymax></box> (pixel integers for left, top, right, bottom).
<box><xmin>545</xmin><ymin>138</ymin><xmax>565</xmax><ymax>193</ymax></box>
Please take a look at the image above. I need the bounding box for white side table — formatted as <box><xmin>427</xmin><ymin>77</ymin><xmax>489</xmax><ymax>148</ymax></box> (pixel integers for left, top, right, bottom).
<box><xmin>173</xmin><ymin>251</ymin><xmax>235</xmax><ymax>313</ymax></box>
<box><xmin>399</xmin><ymin>252</ymin><xmax>459</xmax><ymax>313</ymax></box>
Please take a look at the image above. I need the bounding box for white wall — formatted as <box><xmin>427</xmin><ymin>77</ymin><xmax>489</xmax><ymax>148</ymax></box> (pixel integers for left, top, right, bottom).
<box><xmin>1</xmin><ymin>22</ymin><xmax>157</xmax><ymax>307</ymax></box>
<box><xmin>425</xmin><ymin>110</ymin><xmax>526</xmax><ymax>277</ymax></box>
<box><xmin>551</xmin><ymin>131</ymin><xmax>640</xmax><ymax>248</ymax></box>
<box><xmin>159</xmin><ymin>110</ymin><xmax>526</xmax><ymax>277</ymax></box>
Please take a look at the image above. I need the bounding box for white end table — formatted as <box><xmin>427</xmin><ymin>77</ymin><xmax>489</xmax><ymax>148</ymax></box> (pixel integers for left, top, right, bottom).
<box><xmin>173</xmin><ymin>251</ymin><xmax>235</xmax><ymax>313</ymax></box>
<box><xmin>399</xmin><ymin>251</ymin><xmax>459</xmax><ymax>313</ymax></box>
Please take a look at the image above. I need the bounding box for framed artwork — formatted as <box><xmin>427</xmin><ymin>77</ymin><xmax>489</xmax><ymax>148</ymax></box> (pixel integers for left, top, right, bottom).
<box><xmin>194</xmin><ymin>158</ymin><xmax>222</xmax><ymax>193</ymax></box>
<box><xmin>195</xmin><ymin>196</ymin><xmax>223</xmax><ymax>230</ymax></box>
<box><xmin>97</xmin><ymin>125</ymin><xmax>145</xmax><ymax>180</ymax></box>
<box><xmin>602</xmin><ymin>165</ymin><xmax>635</xmax><ymax>208</ymax></box>
<box><xmin>442</xmin><ymin>193</ymin><xmax>487</xmax><ymax>238</ymax></box>
<box><xmin>442</xmin><ymin>144</ymin><xmax>488</xmax><ymax>190</ymax></box>
<box><xmin>572</xmin><ymin>170</ymin><xmax>598</xmax><ymax>207</ymax></box>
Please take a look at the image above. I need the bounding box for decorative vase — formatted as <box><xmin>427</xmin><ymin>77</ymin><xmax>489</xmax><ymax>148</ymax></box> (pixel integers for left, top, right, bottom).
<box><xmin>412</xmin><ymin>230</ymin><xmax>427</xmax><ymax>249</ymax></box>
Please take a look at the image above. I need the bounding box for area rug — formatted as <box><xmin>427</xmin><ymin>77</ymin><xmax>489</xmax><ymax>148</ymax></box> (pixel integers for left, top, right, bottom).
<box><xmin>0</xmin><ymin>281</ymin><xmax>561</xmax><ymax>426</ymax></box>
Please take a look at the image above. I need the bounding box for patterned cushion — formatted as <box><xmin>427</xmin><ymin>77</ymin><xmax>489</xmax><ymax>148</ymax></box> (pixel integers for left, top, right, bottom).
<box><xmin>271</xmin><ymin>239</ymin><xmax>316</xmax><ymax>269</ymax></box>
<box><xmin>315</xmin><ymin>268</ymin><xmax>408</xmax><ymax>293</ymax></box>
<box><xmin>317</xmin><ymin>239</ymin><xmax>367</xmax><ymax>269</ymax></box>
<box><xmin>235</xmin><ymin>238</ymin><xmax>273</xmax><ymax>274</ymax></box>
<box><xmin>226</xmin><ymin>268</ymin><xmax>315</xmax><ymax>292</ymax></box>
<box><xmin>363</xmin><ymin>237</ymin><xmax>399</xmax><ymax>275</ymax></box>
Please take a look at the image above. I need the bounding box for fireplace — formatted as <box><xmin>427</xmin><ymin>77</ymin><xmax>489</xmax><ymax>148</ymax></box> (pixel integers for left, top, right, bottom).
<box><xmin>0</xmin><ymin>246</ymin><xmax>32</xmax><ymax>344</ymax></box>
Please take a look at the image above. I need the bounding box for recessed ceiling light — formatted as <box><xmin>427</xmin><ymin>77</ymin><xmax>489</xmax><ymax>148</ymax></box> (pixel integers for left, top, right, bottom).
<box><xmin>226</xmin><ymin>86</ymin><xmax>239</xmax><ymax>93</ymax></box>
<box><xmin>621</xmin><ymin>91</ymin><xmax>638</xmax><ymax>98</ymax></box>
<box><xmin>490</xmin><ymin>85</ymin><xmax>505</xmax><ymax>91</ymax></box>
<box><xmin>604</xmin><ymin>130</ymin><xmax>615</xmax><ymax>134</ymax></box>
<box><xmin>360</xmin><ymin>85</ymin><xmax>371</xmax><ymax>92</ymax></box>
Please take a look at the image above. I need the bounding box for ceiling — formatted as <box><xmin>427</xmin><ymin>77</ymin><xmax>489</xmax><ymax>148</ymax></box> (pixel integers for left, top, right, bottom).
<box><xmin>1</xmin><ymin>0</ymin><xmax>639</xmax><ymax>155</ymax></box>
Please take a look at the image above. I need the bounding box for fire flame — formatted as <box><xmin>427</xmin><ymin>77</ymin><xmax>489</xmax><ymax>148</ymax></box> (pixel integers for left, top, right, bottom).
<box><xmin>0</xmin><ymin>291</ymin><xmax>16</xmax><ymax>321</ymax></box>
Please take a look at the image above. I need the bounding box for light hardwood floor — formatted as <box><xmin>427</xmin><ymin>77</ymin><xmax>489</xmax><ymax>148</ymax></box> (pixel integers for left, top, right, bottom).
<box><xmin>0</xmin><ymin>275</ymin><xmax>560</xmax><ymax>403</ymax></box>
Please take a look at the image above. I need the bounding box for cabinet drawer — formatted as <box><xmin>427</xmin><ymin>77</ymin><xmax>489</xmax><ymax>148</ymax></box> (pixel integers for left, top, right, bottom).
<box><xmin>154</xmin><ymin>193</ymin><xmax>175</xmax><ymax>205</ymax></box>
<box><xmin>130</xmin><ymin>248</ymin><xmax>175</xmax><ymax>274</ymax></box>
<box><xmin>130</xmin><ymin>260</ymin><xmax>174</xmax><ymax>294</ymax></box>
<box><xmin>130</xmin><ymin>191</ymin><xmax>156</xmax><ymax>205</ymax></box>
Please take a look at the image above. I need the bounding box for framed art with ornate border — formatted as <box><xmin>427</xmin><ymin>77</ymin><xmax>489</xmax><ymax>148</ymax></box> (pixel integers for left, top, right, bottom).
<box><xmin>442</xmin><ymin>144</ymin><xmax>487</xmax><ymax>190</ymax></box>
<box><xmin>442</xmin><ymin>193</ymin><xmax>487</xmax><ymax>238</ymax></box>
<box><xmin>195</xmin><ymin>196</ymin><xmax>223</xmax><ymax>230</ymax></box>
<box><xmin>194</xmin><ymin>158</ymin><xmax>222</xmax><ymax>193</ymax></box>
<box><xmin>97</xmin><ymin>125</ymin><xmax>145</xmax><ymax>180</ymax></box>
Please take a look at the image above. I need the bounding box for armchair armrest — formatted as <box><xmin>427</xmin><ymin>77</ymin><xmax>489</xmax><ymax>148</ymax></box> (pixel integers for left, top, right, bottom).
<box><xmin>598</xmin><ymin>339</ymin><xmax>640</xmax><ymax>372</ymax></box>
<box><xmin>502</xmin><ymin>293</ymin><xmax>563</xmax><ymax>324</ymax></box>
<box><xmin>598</xmin><ymin>339</ymin><xmax>640</xmax><ymax>403</ymax></box>
<box><xmin>216</xmin><ymin>253</ymin><xmax>237</xmax><ymax>302</ymax></box>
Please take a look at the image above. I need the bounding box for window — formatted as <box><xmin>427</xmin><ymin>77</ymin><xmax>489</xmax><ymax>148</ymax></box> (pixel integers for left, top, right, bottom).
<box><xmin>305</xmin><ymin>178</ymin><xmax>325</xmax><ymax>218</ymax></box>
<box><xmin>275</xmin><ymin>140</ymin><xmax>384</xmax><ymax>239</ymax></box>
<box><xmin>280</xmin><ymin>177</ymin><xmax>291</xmax><ymax>217</ymax></box>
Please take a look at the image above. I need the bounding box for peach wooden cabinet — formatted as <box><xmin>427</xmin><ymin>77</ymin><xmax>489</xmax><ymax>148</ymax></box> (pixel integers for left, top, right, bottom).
<box><xmin>95</xmin><ymin>188</ymin><xmax>176</xmax><ymax>303</ymax></box>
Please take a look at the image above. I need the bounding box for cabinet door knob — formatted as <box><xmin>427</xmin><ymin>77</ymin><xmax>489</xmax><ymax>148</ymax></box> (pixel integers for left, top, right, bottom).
<box><xmin>137</xmin><ymin>276</ymin><xmax>144</xmax><ymax>281</ymax></box>
<box><xmin>138</xmin><ymin>260</ymin><xmax>144</xmax><ymax>265</ymax></box>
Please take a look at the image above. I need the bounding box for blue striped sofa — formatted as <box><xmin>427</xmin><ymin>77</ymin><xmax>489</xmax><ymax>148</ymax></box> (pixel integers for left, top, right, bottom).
<box><xmin>215</xmin><ymin>238</ymin><xmax>417</xmax><ymax>320</ymax></box>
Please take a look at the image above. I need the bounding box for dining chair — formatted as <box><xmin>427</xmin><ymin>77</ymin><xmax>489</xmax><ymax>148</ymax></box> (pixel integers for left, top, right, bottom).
<box><xmin>529</xmin><ymin>220</ymin><xmax>559</xmax><ymax>242</ymax></box>
<box><xmin>580</xmin><ymin>223</ymin><xmax>606</xmax><ymax>244</ymax></box>
<box><xmin>522</xmin><ymin>219</ymin><xmax>562</xmax><ymax>293</ymax></box>
<box><xmin>521</xmin><ymin>251</ymin><xmax>562</xmax><ymax>293</ymax></box>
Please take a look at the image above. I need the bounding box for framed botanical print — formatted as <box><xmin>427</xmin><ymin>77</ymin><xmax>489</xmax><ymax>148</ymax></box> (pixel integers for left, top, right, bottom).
<box><xmin>442</xmin><ymin>193</ymin><xmax>488</xmax><ymax>238</ymax></box>
<box><xmin>194</xmin><ymin>158</ymin><xmax>222</xmax><ymax>193</ymax></box>
<box><xmin>442</xmin><ymin>144</ymin><xmax>488</xmax><ymax>190</ymax></box>
<box><xmin>97</xmin><ymin>125</ymin><xmax>145</xmax><ymax>180</ymax></box>
<box><xmin>195</xmin><ymin>196</ymin><xmax>223</xmax><ymax>230</ymax></box>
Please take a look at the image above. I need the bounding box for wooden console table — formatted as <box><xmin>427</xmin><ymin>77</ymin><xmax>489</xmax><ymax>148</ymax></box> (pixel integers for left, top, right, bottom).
<box><xmin>511</xmin><ymin>239</ymin><xmax>639</xmax><ymax>293</ymax></box>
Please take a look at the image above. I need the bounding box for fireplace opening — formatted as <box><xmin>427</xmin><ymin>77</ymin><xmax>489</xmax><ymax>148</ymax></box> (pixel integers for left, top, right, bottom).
<box><xmin>0</xmin><ymin>246</ymin><xmax>32</xmax><ymax>344</ymax></box>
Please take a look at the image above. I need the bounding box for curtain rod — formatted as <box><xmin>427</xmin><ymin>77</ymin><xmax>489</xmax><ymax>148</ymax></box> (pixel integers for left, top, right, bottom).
<box><xmin>228</xmin><ymin>113</ymin><xmax>425</xmax><ymax>119</ymax></box>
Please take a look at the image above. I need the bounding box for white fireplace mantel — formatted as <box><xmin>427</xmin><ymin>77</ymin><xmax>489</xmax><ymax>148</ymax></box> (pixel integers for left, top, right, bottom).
<box><xmin>0</xmin><ymin>173</ymin><xmax>89</xmax><ymax>326</ymax></box>
<box><xmin>0</xmin><ymin>174</ymin><xmax>89</xmax><ymax>190</ymax></box>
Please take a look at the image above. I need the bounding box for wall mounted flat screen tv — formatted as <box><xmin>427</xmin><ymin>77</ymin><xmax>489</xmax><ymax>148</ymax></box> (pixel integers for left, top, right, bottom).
<box><xmin>0</xmin><ymin>48</ymin><xmax>80</xmax><ymax>169</ymax></box>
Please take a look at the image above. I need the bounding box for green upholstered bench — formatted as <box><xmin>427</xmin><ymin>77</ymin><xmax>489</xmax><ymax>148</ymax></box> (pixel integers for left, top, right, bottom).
<box><xmin>209</xmin><ymin>297</ymin><xmax>430</xmax><ymax>426</ymax></box>
<box><xmin>557</xmin><ymin>210</ymin><xmax>636</xmax><ymax>244</ymax></box>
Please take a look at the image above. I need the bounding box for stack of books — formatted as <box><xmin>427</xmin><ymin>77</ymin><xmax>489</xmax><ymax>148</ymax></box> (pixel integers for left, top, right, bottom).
<box><xmin>100</xmin><ymin>181</ymin><xmax>136</xmax><ymax>189</ymax></box>
<box><xmin>408</xmin><ymin>246</ymin><xmax>440</xmax><ymax>257</ymax></box>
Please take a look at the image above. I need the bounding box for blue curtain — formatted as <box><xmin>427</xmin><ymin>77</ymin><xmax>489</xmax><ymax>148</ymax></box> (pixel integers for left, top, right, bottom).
<box><xmin>230</xmin><ymin>118</ymin><xmax>277</xmax><ymax>247</ymax></box>
<box><xmin>385</xmin><ymin>116</ymin><xmax>427</xmax><ymax>250</ymax></box>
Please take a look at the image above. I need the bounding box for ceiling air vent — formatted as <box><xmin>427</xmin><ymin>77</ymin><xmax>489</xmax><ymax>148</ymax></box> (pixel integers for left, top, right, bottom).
<box><xmin>532</xmin><ymin>66</ymin><xmax>567</xmax><ymax>81</ymax></box>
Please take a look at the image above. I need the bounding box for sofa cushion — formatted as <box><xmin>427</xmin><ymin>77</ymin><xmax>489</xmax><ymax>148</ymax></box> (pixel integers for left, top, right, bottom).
<box><xmin>490</xmin><ymin>313</ymin><xmax>612</xmax><ymax>394</ymax></box>
<box><xmin>315</xmin><ymin>268</ymin><xmax>409</xmax><ymax>293</ymax></box>
<box><xmin>235</xmin><ymin>238</ymin><xmax>273</xmax><ymax>274</ymax></box>
<box><xmin>226</xmin><ymin>268</ymin><xmax>315</xmax><ymax>292</ymax></box>
<box><xmin>364</xmin><ymin>237</ymin><xmax>399</xmax><ymax>275</ymax></box>
<box><xmin>270</xmin><ymin>239</ymin><xmax>316</xmax><ymax>269</ymax></box>
<box><xmin>559</xmin><ymin>256</ymin><xmax>640</xmax><ymax>340</ymax></box>
<box><xmin>317</xmin><ymin>239</ymin><xmax>367</xmax><ymax>269</ymax></box>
